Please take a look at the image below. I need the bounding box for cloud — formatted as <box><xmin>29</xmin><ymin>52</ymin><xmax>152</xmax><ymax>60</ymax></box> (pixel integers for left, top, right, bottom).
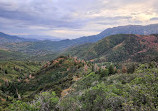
<box><xmin>150</xmin><ymin>17</ymin><xmax>158</xmax><ymax>21</ymax></box>
<box><xmin>0</xmin><ymin>0</ymin><xmax>158</xmax><ymax>39</ymax></box>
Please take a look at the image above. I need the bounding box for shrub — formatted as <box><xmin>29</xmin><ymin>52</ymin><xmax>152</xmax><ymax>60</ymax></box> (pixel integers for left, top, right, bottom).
<box><xmin>108</xmin><ymin>64</ymin><xmax>115</xmax><ymax>75</ymax></box>
<box><xmin>8</xmin><ymin>91</ymin><xmax>59</xmax><ymax>111</ymax></box>
<box><xmin>100</xmin><ymin>69</ymin><xmax>109</xmax><ymax>77</ymax></box>
<box><xmin>127</xmin><ymin>64</ymin><xmax>136</xmax><ymax>74</ymax></box>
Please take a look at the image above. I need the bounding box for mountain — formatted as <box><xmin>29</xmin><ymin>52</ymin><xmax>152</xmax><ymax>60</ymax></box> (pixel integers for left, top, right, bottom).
<box><xmin>17</xmin><ymin>24</ymin><xmax>158</xmax><ymax>58</ymax></box>
<box><xmin>0</xmin><ymin>32</ymin><xmax>37</xmax><ymax>44</ymax></box>
<box><xmin>3</xmin><ymin>23</ymin><xmax>158</xmax><ymax>47</ymax></box>
<box><xmin>69</xmin><ymin>24</ymin><xmax>158</xmax><ymax>44</ymax></box>
<box><xmin>64</xmin><ymin>34</ymin><xmax>158</xmax><ymax>62</ymax></box>
<box><xmin>99</xmin><ymin>24</ymin><xmax>158</xmax><ymax>37</ymax></box>
<box><xmin>19</xmin><ymin>35</ymin><xmax>62</xmax><ymax>41</ymax></box>
<box><xmin>1</xmin><ymin>23</ymin><xmax>158</xmax><ymax>61</ymax></box>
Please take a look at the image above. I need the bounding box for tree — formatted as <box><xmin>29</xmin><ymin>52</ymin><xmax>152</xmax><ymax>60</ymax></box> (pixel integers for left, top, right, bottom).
<box><xmin>100</xmin><ymin>69</ymin><xmax>109</xmax><ymax>77</ymax></box>
<box><xmin>127</xmin><ymin>64</ymin><xmax>136</xmax><ymax>74</ymax></box>
<box><xmin>108</xmin><ymin>64</ymin><xmax>115</xmax><ymax>75</ymax></box>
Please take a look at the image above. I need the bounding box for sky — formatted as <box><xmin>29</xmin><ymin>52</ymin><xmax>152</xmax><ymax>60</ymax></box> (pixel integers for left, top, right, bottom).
<box><xmin>0</xmin><ymin>0</ymin><xmax>158</xmax><ymax>39</ymax></box>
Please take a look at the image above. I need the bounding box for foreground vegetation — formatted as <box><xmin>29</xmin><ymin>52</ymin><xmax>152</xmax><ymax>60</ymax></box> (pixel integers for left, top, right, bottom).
<box><xmin>58</xmin><ymin>62</ymin><xmax>158</xmax><ymax>111</ymax></box>
<box><xmin>0</xmin><ymin>55</ymin><xmax>157</xmax><ymax>111</ymax></box>
<box><xmin>0</xmin><ymin>61</ymin><xmax>42</xmax><ymax>108</ymax></box>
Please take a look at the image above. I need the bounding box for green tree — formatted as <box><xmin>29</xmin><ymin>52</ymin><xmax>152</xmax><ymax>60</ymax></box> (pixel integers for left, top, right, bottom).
<box><xmin>100</xmin><ymin>69</ymin><xmax>109</xmax><ymax>77</ymax></box>
<box><xmin>108</xmin><ymin>64</ymin><xmax>115</xmax><ymax>75</ymax></box>
<box><xmin>127</xmin><ymin>64</ymin><xmax>136</xmax><ymax>74</ymax></box>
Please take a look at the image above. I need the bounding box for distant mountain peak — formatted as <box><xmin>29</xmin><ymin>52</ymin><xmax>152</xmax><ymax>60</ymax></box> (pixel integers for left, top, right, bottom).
<box><xmin>0</xmin><ymin>32</ymin><xmax>37</xmax><ymax>43</ymax></box>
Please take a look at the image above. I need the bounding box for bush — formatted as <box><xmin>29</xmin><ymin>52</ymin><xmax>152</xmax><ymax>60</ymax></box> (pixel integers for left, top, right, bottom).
<box><xmin>100</xmin><ymin>69</ymin><xmax>109</xmax><ymax>77</ymax></box>
<box><xmin>108</xmin><ymin>64</ymin><xmax>115</xmax><ymax>75</ymax></box>
<box><xmin>127</xmin><ymin>64</ymin><xmax>136</xmax><ymax>74</ymax></box>
<box><xmin>8</xmin><ymin>91</ymin><xmax>59</xmax><ymax>111</ymax></box>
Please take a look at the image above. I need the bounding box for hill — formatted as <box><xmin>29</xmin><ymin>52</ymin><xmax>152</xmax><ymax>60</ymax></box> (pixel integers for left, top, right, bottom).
<box><xmin>0</xmin><ymin>50</ymin><xmax>27</xmax><ymax>61</ymax></box>
<box><xmin>0</xmin><ymin>32</ymin><xmax>36</xmax><ymax>44</ymax></box>
<box><xmin>56</xmin><ymin>62</ymin><xmax>158</xmax><ymax>111</ymax></box>
<box><xmin>0</xmin><ymin>61</ymin><xmax>42</xmax><ymax>108</ymax></box>
<box><xmin>3</xmin><ymin>58</ymin><xmax>158</xmax><ymax>111</ymax></box>
<box><xmin>64</xmin><ymin>34</ymin><xmax>158</xmax><ymax>62</ymax></box>
<box><xmin>0</xmin><ymin>56</ymin><xmax>90</xmax><ymax>108</ymax></box>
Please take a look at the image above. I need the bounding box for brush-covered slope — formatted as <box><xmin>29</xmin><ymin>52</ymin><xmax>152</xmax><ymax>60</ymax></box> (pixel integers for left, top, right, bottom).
<box><xmin>5</xmin><ymin>61</ymin><xmax>158</xmax><ymax>111</ymax></box>
<box><xmin>0</xmin><ymin>50</ymin><xmax>27</xmax><ymax>61</ymax></box>
<box><xmin>0</xmin><ymin>61</ymin><xmax>41</xmax><ymax>85</ymax></box>
<box><xmin>2</xmin><ymin>39</ymin><xmax>74</xmax><ymax>58</ymax></box>
<box><xmin>57</xmin><ymin>63</ymin><xmax>158</xmax><ymax>111</ymax></box>
<box><xmin>0</xmin><ymin>56</ymin><xmax>91</xmax><ymax>108</ymax></box>
<box><xmin>0</xmin><ymin>61</ymin><xmax>41</xmax><ymax>108</ymax></box>
<box><xmin>65</xmin><ymin>34</ymin><xmax>158</xmax><ymax>62</ymax></box>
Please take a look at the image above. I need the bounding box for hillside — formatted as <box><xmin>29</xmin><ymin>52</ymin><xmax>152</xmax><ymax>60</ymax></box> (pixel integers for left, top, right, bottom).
<box><xmin>0</xmin><ymin>61</ymin><xmax>41</xmax><ymax>85</ymax></box>
<box><xmin>64</xmin><ymin>34</ymin><xmax>158</xmax><ymax>62</ymax></box>
<box><xmin>0</xmin><ymin>56</ymin><xmax>90</xmax><ymax>108</ymax></box>
<box><xmin>0</xmin><ymin>61</ymin><xmax>42</xmax><ymax>108</ymax></box>
<box><xmin>0</xmin><ymin>50</ymin><xmax>27</xmax><ymax>61</ymax></box>
<box><xmin>3</xmin><ymin>58</ymin><xmax>158</xmax><ymax>111</ymax></box>
<box><xmin>56</xmin><ymin>62</ymin><xmax>158</xmax><ymax>111</ymax></box>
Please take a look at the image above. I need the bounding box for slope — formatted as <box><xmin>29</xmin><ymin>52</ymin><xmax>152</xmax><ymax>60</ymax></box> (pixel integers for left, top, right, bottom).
<box><xmin>0</xmin><ymin>56</ymin><xmax>91</xmax><ymax>108</ymax></box>
<box><xmin>64</xmin><ymin>34</ymin><xmax>158</xmax><ymax>62</ymax></box>
<box><xmin>57</xmin><ymin>62</ymin><xmax>158</xmax><ymax>111</ymax></box>
<box><xmin>0</xmin><ymin>61</ymin><xmax>41</xmax><ymax>108</ymax></box>
<box><xmin>0</xmin><ymin>50</ymin><xmax>27</xmax><ymax>61</ymax></box>
<box><xmin>5</xmin><ymin>60</ymin><xmax>158</xmax><ymax>111</ymax></box>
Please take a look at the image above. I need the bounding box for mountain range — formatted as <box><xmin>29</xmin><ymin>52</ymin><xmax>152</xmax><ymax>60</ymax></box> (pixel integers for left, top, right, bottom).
<box><xmin>18</xmin><ymin>35</ymin><xmax>62</xmax><ymax>41</ymax></box>
<box><xmin>0</xmin><ymin>32</ymin><xmax>37</xmax><ymax>44</ymax></box>
<box><xmin>70</xmin><ymin>23</ymin><xmax>158</xmax><ymax>44</ymax></box>
<box><xmin>0</xmin><ymin>24</ymin><xmax>158</xmax><ymax>61</ymax></box>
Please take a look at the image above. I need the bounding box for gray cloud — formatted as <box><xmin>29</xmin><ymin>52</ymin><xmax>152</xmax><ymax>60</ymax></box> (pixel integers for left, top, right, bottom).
<box><xmin>150</xmin><ymin>17</ymin><xmax>158</xmax><ymax>21</ymax></box>
<box><xmin>0</xmin><ymin>0</ymin><xmax>157</xmax><ymax>39</ymax></box>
